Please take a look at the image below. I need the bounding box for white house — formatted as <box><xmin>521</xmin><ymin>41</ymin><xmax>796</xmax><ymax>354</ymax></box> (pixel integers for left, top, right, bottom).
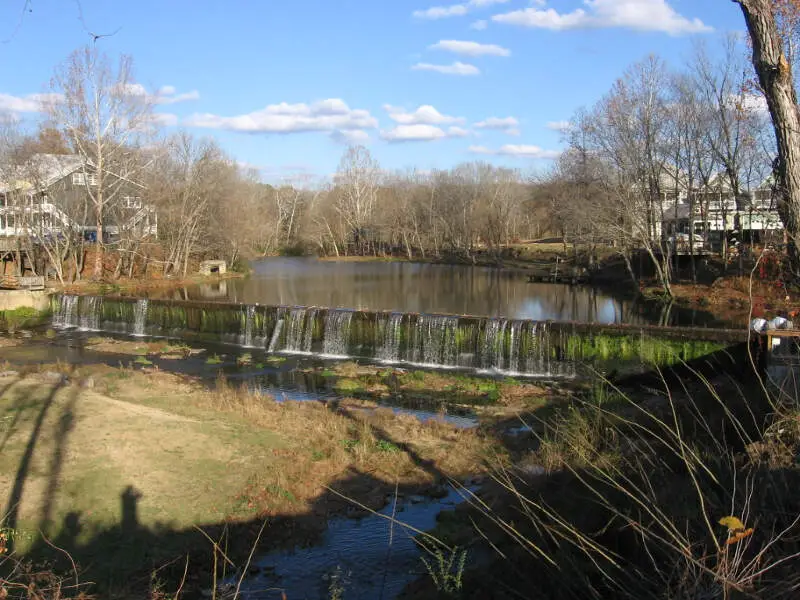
<box><xmin>0</xmin><ymin>153</ymin><xmax>157</xmax><ymax>241</ymax></box>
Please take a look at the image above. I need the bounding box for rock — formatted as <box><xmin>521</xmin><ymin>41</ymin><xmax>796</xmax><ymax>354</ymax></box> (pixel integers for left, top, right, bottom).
<box><xmin>429</xmin><ymin>485</ymin><xmax>450</xmax><ymax>499</ymax></box>
<box><xmin>82</xmin><ymin>377</ymin><xmax>95</xmax><ymax>389</ymax></box>
<box><xmin>464</xmin><ymin>475</ymin><xmax>485</xmax><ymax>487</ymax></box>
<box><xmin>519</xmin><ymin>464</ymin><xmax>546</xmax><ymax>477</ymax></box>
<box><xmin>19</xmin><ymin>330</ymin><xmax>33</xmax><ymax>338</ymax></box>
<box><xmin>0</xmin><ymin>370</ymin><xmax>19</xmax><ymax>378</ymax></box>
<box><xmin>40</xmin><ymin>371</ymin><xmax>66</xmax><ymax>384</ymax></box>
<box><xmin>409</xmin><ymin>494</ymin><xmax>426</xmax><ymax>504</ymax></box>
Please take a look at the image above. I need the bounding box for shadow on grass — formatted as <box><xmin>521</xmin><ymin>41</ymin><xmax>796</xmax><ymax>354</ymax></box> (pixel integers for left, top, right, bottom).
<box><xmin>1</xmin><ymin>372</ymin><xmax>465</xmax><ymax>599</ymax></box>
<box><xmin>4</xmin><ymin>339</ymin><xmax>791</xmax><ymax>600</ymax></box>
<box><xmin>19</xmin><ymin>468</ymin><xmax>463</xmax><ymax>598</ymax></box>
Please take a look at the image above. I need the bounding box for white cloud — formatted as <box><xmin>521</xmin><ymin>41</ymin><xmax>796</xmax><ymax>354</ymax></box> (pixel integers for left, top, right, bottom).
<box><xmin>0</xmin><ymin>92</ymin><xmax>62</xmax><ymax>113</ymax></box>
<box><xmin>147</xmin><ymin>113</ymin><xmax>179</xmax><ymax>127</ymax></box>
<box><xmin>447</xmin><ymin>126</ymin><xmax>470</xmax><ymax>137</ymax></box>
<box><xmin>184</xmin><ymin>98</ymin><xmax>378</xmax><ymax>134</ymax></box>
<box><xmin>330</xmin><ymin>129</ymin><xmax>371</xmax><ymax>144</ymax></box>
<box><xmin>156</xmin><ymin>89</ymin><xmax>200</xmax><ymax>105</ymax></box>
<box><xmin>384</xmin><ymin>104</ymin><xmax>465</xmax><ymax>126</ymax></box>
<box><xmin>492</xmin><ymin>0</ymin><xmax>713</xmax><ymax>36</ymax></box>
<box><xmin>118</xmin><ymin>83</ymin><xmax>200</xmax><ymax>105</ymax></box>
<box><xmin>475</xmin><ymin>116</ymin><xmax>520</xmax><ymax>135</ymax></box>
<box><xmin>469</xmin><ymin>143</ymin><xmax>560</xmax><ymax>158</ymax></box>
<box><xmin>381</xmin><ymin>124</ymin><xmax>468</xmax><ymax>142</ymax></box>
<box><xmin>413</xmin><ymin>0</ymin><xmax>510</xmax><ymax>19</ymax></box>
<box><xmin>411</xmin><ymin>61</ymin><xmax>480</xmax><ymax>76</ymax></box>
<box><xmin>546</xmin><ymin>120</ymin><xmax>572</xmax><ymax>131</ymax></box>
<box><xmin>470</xmin><ymin>20</ymin><xmax>488</xmax><ymax>30</ymax></box>
<box><xmin>414</xmin><ymin>4</ymin><xmax>468</xmax><ymax>19</ymax></box>
<box><xmin>730</xmin><ymin>92</ymin><xmax>769</xmax><ymax>115</ymax></box>
<box><xmin>430</xmin><ymin>39</ymin><xmax>511</xmax><ymax>57</ymax></box>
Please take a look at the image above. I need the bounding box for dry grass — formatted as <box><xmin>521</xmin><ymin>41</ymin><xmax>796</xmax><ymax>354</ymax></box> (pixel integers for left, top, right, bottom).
<box><xmin>0</xmin><ymin>362</ymin><xmax>491</xmax><ymax>597</ymax></box>
<box><xmin>446</xmin><ymin>366</ymin><xmax>800</xmax><ymax>599</ymax></box>
<box><xmin>85</xmin><ymin>365</ymin><xmax>489</xmax><ymax>518</ymax></box>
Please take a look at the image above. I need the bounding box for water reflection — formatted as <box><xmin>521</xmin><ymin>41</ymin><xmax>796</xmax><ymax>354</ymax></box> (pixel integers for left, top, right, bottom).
<box><xmin>150</xmin><ymin>258</ymin><xmax>723</xmax><ymax>327</ymax></box>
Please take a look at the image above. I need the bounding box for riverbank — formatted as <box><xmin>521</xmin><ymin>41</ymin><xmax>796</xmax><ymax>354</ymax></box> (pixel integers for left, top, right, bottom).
<box><xmin>0</xmin><ymin>359</ymin><xmax>494</xmax><ymax>597</ymax></box>
<box><xmin>399</xmin><ymin>357</ymin><xmax>800</xmax><ymax>599</ymax></box>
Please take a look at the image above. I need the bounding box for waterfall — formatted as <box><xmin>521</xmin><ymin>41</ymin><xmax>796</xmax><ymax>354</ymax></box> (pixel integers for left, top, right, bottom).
<box><xmin>322</xmin><ymin>310</ymin><xmax>353</xmax><ymax>357</ymax></box>
<box><xmin>53</xmin><ymin>294</ymin><xmax>78</xmax><ymax>328</ymax></box>
<box><xmin>377</xmin><ymin>313</ymin><xmax>403</xmax><ymax>362</ymax></box>
<box><xmin>302</xmin><ymin>308</ymin><xmax>318</xmax><ymax>352</ymax></box>
<box><xmin>407</xmin><ymin>315</ymin><xmax>459</xmax><ymax>367</ymax></box>
<box><xmin>507</xmin><ymin>320</ymin><xmax>523</xmax><ymax>374</ymax></box>
<box><xmin>525</xmin><ymin>322</ymin><xmax>556</xmax><ymax>377</ymax></box>
<box><xmin>79</xmin><ymin>295</ymin><xmax>102</xmax><ymax>330</ymax></box>
<box><xmin>243</xmin><ymin>305</ymin><xmax>256</xmax><ymax>347</ymax></box>
<box><xmin>283</xmin><ymin>308</ymin><xmax>317</xmax><ymax>353</ymax></box>
<box><xmin>482</xmin><ymin>319</ymin><xmax>508</xmax><ymax>371</ymax></box>
<box><xmin>284</xmin><ymin>308</ymin><xmax>306</xmax><ymax>352</ymax></box>
<box><xmin>133</xmin><ymin>299</ymin><xmax>149</xmax><ymax>336</ymax></box>
<box><xmin>268</xmin><ymin>318</ymin><xmax>284</xmax><ymax>353</ymax></box>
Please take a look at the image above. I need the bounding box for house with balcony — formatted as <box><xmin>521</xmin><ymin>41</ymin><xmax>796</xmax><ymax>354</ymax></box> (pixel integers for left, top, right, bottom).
<box><xmin>660</xmin><ymin>170</ymin><xmax>783</xmax><ymax>254</ymax></box>
<box><xmin>0</xmin><ymin>153</ymin><xmax>157</xmax><ymax>243</ymax></box>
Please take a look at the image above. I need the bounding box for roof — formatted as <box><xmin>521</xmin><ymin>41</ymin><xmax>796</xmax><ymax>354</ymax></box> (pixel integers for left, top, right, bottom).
<box><xmin>704</xmin><ymin>171</ymin><xmax>734</xmax><ymax>192</ymax></box>
<box><xmin>0</xmin><ymin>153</ymin><xmax>145</xmax><ymax>193</ymax></box>
<box><xmin>0</xmin><ymin>153</ymin><xmax>84</xmax><ymax>193</ymax></box>
<box><xmin>657</xmin><ymin>164</ymin><xmax>690</xmax><ymax>191</ymax></box>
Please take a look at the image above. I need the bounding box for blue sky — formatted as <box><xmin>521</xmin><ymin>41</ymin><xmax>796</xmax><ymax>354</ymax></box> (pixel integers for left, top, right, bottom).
<box><xmin>0</xmin><ymin>0</ymin><xmax>748</xmax><ymax>183</ymax></box>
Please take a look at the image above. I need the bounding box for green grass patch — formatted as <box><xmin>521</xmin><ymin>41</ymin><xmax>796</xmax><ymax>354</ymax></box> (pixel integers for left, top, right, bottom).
<box><xmin>0</xmin><ymin>307</ymin><xmax>49</xmax><ymax>331</ymax></box>
<box><xmin>376</xmin><ymin>439</ymin><xmax>401</xmax><ymax>453</ymax></box>
<box><xmin>334</xmin><ymin>378</ymin><xmax>365</xmax><ymax>394</ymax></box>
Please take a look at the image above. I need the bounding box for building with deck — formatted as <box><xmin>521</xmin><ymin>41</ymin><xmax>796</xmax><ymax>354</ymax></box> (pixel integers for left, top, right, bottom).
<box><xmin>0</xmin><ymin>153</ymin><xmax>157</xmax><ymax>243</ymax></box>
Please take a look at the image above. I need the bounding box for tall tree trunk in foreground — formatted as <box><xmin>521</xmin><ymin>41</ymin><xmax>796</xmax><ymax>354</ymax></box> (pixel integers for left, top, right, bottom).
<box><xmin>735</xmin><ymin>0</ymin><xmax>800</xmax><ymax>274</ymax></box>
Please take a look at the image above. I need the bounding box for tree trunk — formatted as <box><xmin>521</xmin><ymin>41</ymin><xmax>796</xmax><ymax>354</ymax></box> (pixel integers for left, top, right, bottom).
<box><xmin>94</xmin><ymin>215</ymin><xmax>104</xmax><ymax>280</ymax></box>
<box><xmin>736</xmin><ymin>0</ymin><xmax>800</xmax><ymax>275</ymax></box>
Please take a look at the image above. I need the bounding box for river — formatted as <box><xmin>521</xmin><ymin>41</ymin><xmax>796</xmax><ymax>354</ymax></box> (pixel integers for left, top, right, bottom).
<box><xmin>153</xmin><ymin>257</ymin><xmax>723</xmax><ymax>327</ymax></box>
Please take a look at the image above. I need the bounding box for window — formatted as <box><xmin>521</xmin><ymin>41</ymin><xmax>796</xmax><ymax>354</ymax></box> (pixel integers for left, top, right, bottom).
<box><xmin>123</xmin><ymin>196</ymin><xmax>142</xmax><ymax>209</ymax></box>
<box><xmin>72</xmin><ymin>172</ymin><xmax>98</xmax><ymax>186</ymax></box>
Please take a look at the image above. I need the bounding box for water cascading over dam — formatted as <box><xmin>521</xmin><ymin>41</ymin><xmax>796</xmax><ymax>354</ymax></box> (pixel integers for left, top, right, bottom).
<box><xmin>51</xmin><ymin>294</ymin><xmax>743</xmax><ymax>376</ymax></box>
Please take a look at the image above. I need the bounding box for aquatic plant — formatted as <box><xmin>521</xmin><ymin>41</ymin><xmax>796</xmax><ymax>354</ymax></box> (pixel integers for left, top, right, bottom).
<box><xmin>421</xmin><ymin>547</ymin><xmax>468</xmax><ymax>596</ymax></box>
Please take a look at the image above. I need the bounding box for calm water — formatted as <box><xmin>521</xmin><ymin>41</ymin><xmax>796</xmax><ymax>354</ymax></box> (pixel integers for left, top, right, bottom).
<box><xmin>157</xmin><ymin>258</ymin><xmax>721</xmax><ymax>327</ymax></box>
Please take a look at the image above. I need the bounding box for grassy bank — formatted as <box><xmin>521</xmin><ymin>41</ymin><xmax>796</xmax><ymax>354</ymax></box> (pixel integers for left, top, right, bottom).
<box><xmin>308</xmin><ymin>361</ymin><xmax>562</xmax><ymax>414</ymax></box>
<box><xmin>404</xmin><ymin>359</ymin><xmax>800</xmax><ymax>599</ymax></box>
<box><xmin>0</xmin><ymin>363</ymin><xmax>492</xmax><ymax>597</ymax></box>
<box><xmin>0</xmin><ymin>307</ymin><xmax>50</xmax><ymax>332</ymax></box>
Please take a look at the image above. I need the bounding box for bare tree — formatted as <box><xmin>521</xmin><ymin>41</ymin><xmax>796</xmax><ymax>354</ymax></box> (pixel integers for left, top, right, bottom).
<box><xmin>47</xmin><ymin>46</ymin><xmax>152</xmax><ymax>279</ymax></box>
<box><xmin>146</xmin><ymin>133</ymin><xmax>232</xmax><ymax>276</ymax></box>
<box><xmin>578</xmin><ymin>56</ymin><xmax>675</xmax><ymax>295</ymax></box>
<box><xmin>333</xmin><ymin>145</ymin><xmax>380</xmax><ymax>255</ymax></box>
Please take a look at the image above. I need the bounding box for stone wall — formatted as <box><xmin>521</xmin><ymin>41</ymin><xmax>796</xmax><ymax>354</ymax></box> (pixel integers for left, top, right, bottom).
<box><xmin>0</xmin><ymin>290</ymin><xmax>51</xmax><ymax>312</ymax></box>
